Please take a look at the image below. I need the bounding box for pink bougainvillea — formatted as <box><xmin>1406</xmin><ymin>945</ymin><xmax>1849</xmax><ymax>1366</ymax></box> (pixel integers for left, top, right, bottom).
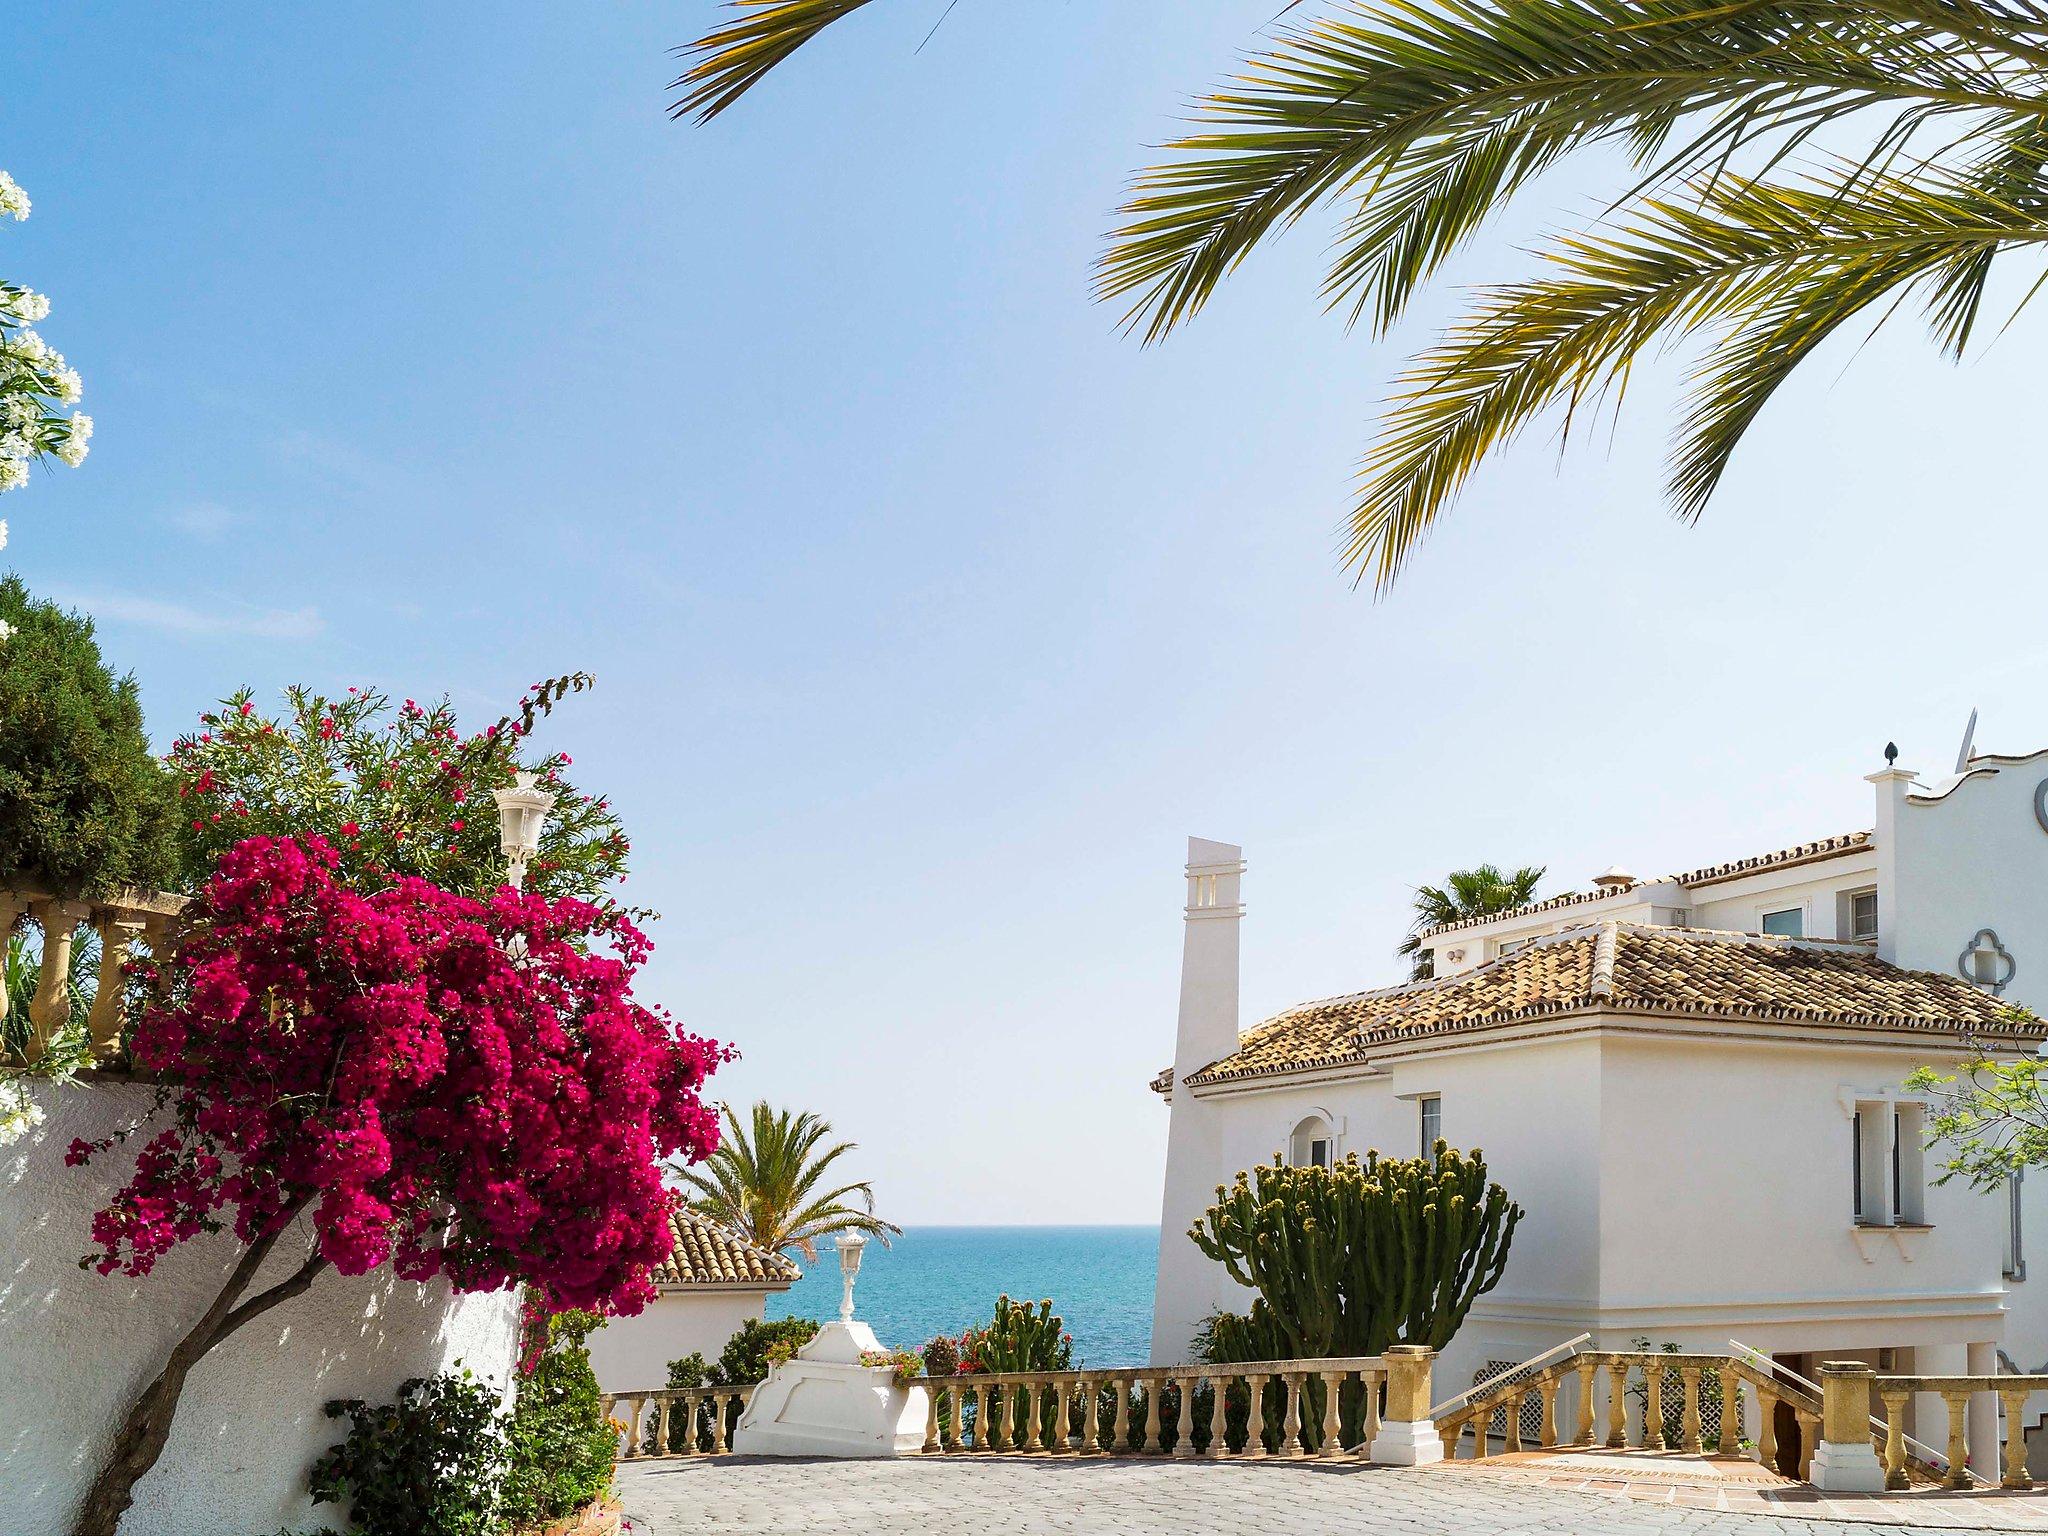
<box><xmin>71</xmin><ymin>834</ymin><xmax>727</xmax><ymax>1316</ymax></box>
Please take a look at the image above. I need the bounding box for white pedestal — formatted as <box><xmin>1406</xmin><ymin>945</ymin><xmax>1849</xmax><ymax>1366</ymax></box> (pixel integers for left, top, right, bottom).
<box><xmin>1810</xmin><ymin>1439</ymin><xmax>1887</xmax><ymax>1493</ymax></box>
<box><xmin>1368</xmin><ymin>1419</ymin><xmax>1444</xmax><ymax>1466</ymax></box>
<box><xmin>731</xmin><ymin>1322</ymin><xmax>930</xmax><ymax>1459</ymax></box>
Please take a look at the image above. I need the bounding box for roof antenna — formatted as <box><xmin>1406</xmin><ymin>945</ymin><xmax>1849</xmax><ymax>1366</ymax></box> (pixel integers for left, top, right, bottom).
<box><xmin>1955</xmin><ymin>707</ymin><xmax>1979</xmax><ymax>773</ymax></box>
<box><xmin>1884</xmin><ymin>742</ymin><xmax>1899</xmax><ymax>767</ymax></box>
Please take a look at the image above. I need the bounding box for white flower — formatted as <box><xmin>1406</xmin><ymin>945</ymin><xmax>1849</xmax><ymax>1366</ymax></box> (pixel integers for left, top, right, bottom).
<box><xmin>0</xmin><ymin>618</ymin><xmax>12</xmax><ymax>641</ymax></box>
<box><xmin>0</xmin><ymin>457</ymin><xmax>26</xmax><ymax>493</ymax></box>
<box><xmin>1</xmin><ymin>394</ymin><xmax>37</xmax><ymax>427</ymax></box>
<box><xmin>10</xmin><ymin>329</ymin><xmax>49</xmax><ymax>362</ymax></box>
<box><xmin>56</xmin><ymin>412</ymin><xmax>90</xmax><ymax>466</ymax></box>
<box><xmin>0</xmin><ymin>518</ymin><xmax>9</xmax><ymax>550</ymax></box>
<box><xmin>51</xmin><ymin>365</ymin><xmax>81</xmax><ymax>404</ymax></box>
<box><xmin>0</xmin><ymin>431</ymin><xmax>32</xmax><ymax>461</ymax></box>
<box><xmin>0</xmin><ymin>171</ymin><xmax>29</xmax><ymax>222</ymax></box>
<box><xmin>1</xmin><ymin>288</ymin><xmax>49</xmax><ymax>323</ymax></box>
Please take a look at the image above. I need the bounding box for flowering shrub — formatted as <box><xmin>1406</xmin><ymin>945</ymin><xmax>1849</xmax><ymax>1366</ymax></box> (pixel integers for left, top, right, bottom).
<box><xmin>500</xmin><ymin>1310</ymin><xmax>618</xmax><ymax>1530</ymax></box>
<box><xmin>72</xmin><ymin>833</ymin><xmax>723</xmax><ymax>1307</ymax></box>
<box><xmin>167</xmin><ymin>680</ymin><xmax>629</xmax><ymax>909</ymax></box>
<box><xmin>858</xmin><ymin>1349</ymin><xmax>925</xmax><ymax>1388</ymax></box>
<box><xmin>0</xmin><ymin>169</ymin><xmax>92</xmax><ymax>505</ymax></box>
<box><xmin>921</xmin><ymin>1333</ymin><xmax>960</xmax><ymax>1378</ymax></box>
<box><xmin>66</xmin><ymin>833</ymin><xmax>728</xmax><ymax>1536</ymax></box>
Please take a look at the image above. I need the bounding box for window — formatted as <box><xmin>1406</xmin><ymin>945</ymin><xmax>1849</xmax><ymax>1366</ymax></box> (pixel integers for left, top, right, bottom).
<box><xmin>1851</xmin><ymin>1098</ymin><xmax>1927</xmax><ymax>1226</ymax></box>
<box><xmin>1420</xmin><ymin>1095</ymin><xmax>1442</xmax><ymax>1158</ymax></box>
<box><xmin>1762</xmin><ymin>907</ymin><xmax>1805</xmax><ymax>937</ymax></box>
<box><xmin>1852</xmin><ymin>1110</ymin><xmax>1864</xmax><ymax>1221</ymax></box>
<box><xmin>1851</xmin><ymin>891</ymin><xmax>1878</xmax><ymax>941</ymax></box>
<box><xmin>1289</xmin><ymin>1115</ymin><xmax>1335</xmax><ymax>1169</ymax></box>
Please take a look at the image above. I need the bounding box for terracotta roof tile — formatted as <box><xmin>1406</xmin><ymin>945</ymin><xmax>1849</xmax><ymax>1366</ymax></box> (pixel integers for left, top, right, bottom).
<box><xmin>1179</xmin><ymin>923</ymin><xmax>2039</xmax><ymax>1088</ymax></box>
<box><xmin>653</xmin><ymin>1207</ymin><xmax>800</xmax><ymax>1288</ymax></box>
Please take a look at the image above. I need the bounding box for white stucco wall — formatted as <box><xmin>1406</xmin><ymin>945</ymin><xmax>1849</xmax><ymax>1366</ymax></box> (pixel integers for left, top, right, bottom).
<box><xmin>585</xmin><ymin>1288</ymin><xmax>774</xmax><ymax>1395</ymax></box>
<box><xmin>1</xmin><ymin>1081</ymin><xmax>522</xmax><ymax>1536</ymax></box>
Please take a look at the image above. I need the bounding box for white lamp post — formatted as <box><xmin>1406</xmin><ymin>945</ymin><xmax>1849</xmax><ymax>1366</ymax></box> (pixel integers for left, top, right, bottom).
<box><xmin>835</xmin><ymin>1231</ymin><xmax>867</xmax><ymax>1324</ymax></box>
<box><xmin>491</xmin><ymin>771</ymin><xmax>557</xmax><ymax>892</ymax></box>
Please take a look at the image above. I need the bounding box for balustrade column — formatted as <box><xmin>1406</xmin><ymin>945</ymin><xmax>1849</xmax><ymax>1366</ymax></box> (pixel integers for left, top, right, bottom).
<box><xmin>1172</xmin><ymin>1376</ymin><xmax>1195</xmax><ymax>1458</ymax></box>
<box><xmin>2001</xmin><ymin>1388</ymin><xmax>2031</xmax><ymax>1490</ymax></box>
<box><xmin>1320</xmin><ymin>1370</ymin><xmax>1344</xmax><ymax>1457</ymax></box>
<box><xmin>1502</xmin><ymin>1388</ymin><xmax>1522</xmax><ymax>1454</ymax></box>
<box><xmin>624</xmin><ymin>1399</ymin><xmax>644</xmax><ymax>1460</ymax></box>
<box><xmin>924</xmin><ymin>1384</ymin><xmax>942</xmax><ymax>1454</ymax></box>
<box><xmin>25</xmin><ymin>900</ymin><xmax>90</xmax><ymax>1063</ymax></box>
<box><xmin>1142</xmin><ymin>1375</ymin><xmax>1163</xmax><ymax>1453</ymax></box>
<box><xmin>1680</xmin><ymin>1367</ymin><xmax>1704</xmax><ymax>1454</ymax></box>
<box><xmin>85</xmin><ymin>914</ymin><xmax>142</xmax><ymax>1062</ymax></box>
<box><xmin>1244</xmin><ymin>1375</ymin><xmax>1268</xmax><ymax>1458</ymax></box>
<box><xmin>1080</xmin><ymin>1377</ymin><xmax>1099</xmax><ymax>1455</ymax></box>
<box><xmin>1281</xmin><ymin>1373</ymin><xmax>1305</xmax><ymax>1458</ymax></box>
<box><xmin>1756</xmin><ymin>1385</ymin><xmax>1779</xmax><ymax>1470</ymax></box>
<box><xmin>1607</xmin><ymin>1361</ymin><xmax>1629</xmax><ymax>1448</ymax></box>
<box><xmin>1942</xmin><ymin>1391</ymin><xmax>1971</xmax><ymax>1488</ymax></box>
<box><xmin>1575</xmin><ymin>1359</ymin><xmax>1598</xmax><ymax>1445</ymax></box>
<box><xmin>1796</xmin><ymin>1407</ymin><xmax>1819</xmax><ymax>1481</ymax></box>
<box><xmin>1358</xmin><ymin>1371</ymin><xmax>1381</xmax><ymax>1456</ymax></box>
<box><xmin>1020</xmin><ymin>1382</ymin><xmax>1042</xmax><ymax>1453</ymax></box>
<box><xmin>1209</xmin><ymin>1375</ymin><xmax>1229</xmax><ymax>1459</ymax></box>
<box><xmin>1045</xmin><ymin>1380</ymin><xmax>1067</xmax><ymax>1456</ymax></box>
<box><xmin>684</xmin><ymin>1393</ymin><xmax>703</xmax><ymax>1455</ymax></box>
<box><xmin>1538</xmin><ymin>1377</ymin><xmax>1559</xmax><ymax>1448</ymax></box>
<box><xmin>1716</xmin><ymin>1365</ymin><xmax>1740</xmax><ymax>1457</ymax></box>
<box><xmin>1112</xmin><ymin>1377</ymin><xmax>1129</xmax><ymax>1454</ymax></box>
<box><xmin>1643</xmin><ymin>1364</ymin><xmax>1666</xmax><ymax>1450</ymax></box>
<box><xmin>976</xmin><ymin>1383</ymin><xmax>993</xmax><ymax>1451</ymax></box>
<box><xmin>1879</xmin><ymin>1385</ymin><xmax>1909</xmax><ymax>1491</ymax></box>
<box><xmin>712</xmin><ymin>1393</ymin><xmax>731</xmax><ymax>1453</ymax></box>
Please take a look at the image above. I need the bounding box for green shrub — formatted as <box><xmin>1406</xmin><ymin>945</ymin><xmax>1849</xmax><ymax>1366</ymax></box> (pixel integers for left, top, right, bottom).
<box><xmin>501</xmin><ymin>1311</ymin><xmax>616</xmax><ymax>1530</ymax></box>
<box><xmin>713</xmin><ymin>1315</ymin><xmax>820</xmax><ymax>1385</ymax></box>
<box><xmin>308</xmin><ymin>1369</ymin><xmax>508</xmax><ymax>1536</ymax></box>
<box><xmin>0</xmin><ymin>576</ymin><xmax>179</xmax><ymax>897</ymax></box>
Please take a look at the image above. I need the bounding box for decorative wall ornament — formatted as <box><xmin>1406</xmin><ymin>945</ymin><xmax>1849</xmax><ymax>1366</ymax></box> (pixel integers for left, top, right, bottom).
<box><xmin>2034</xmin><ymin>777</ymin><xmax>2048</xmax><ymax>834</ymax></box>
<box><xmin>1959</xmin><ymin>928</ymin><xmax>2016</xmax><ymax>995</ymax></box>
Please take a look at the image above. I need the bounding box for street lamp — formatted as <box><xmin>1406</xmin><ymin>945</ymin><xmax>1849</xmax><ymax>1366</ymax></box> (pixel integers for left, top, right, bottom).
<box><xmin>835</xmin><ymin>1232</ymin><xmax>867</xmax><ymax>1325</ymax></box>
<box><xmin>491</xmin><ymin>771</ymin><xmax>557</xmax><ymax>892</ymax></box>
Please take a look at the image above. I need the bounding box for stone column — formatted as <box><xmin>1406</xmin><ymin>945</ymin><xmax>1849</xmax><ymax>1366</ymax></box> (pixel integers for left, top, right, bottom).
<box><xmin>1810</xmin><ymin>1362</ymin><xmax>1885</xmax><ymax>1492</ymax></box>
<box><xmin>1368</xmin><ymin>1346</ymin><xmax>1443</xmax><ymax>1465</ymax></box>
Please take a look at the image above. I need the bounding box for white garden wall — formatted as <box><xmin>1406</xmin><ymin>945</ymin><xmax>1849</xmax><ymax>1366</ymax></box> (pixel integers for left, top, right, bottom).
<box><xmin>0</xmin><ymin>1081</ymin><xmax>521</xmax><ymax>1536</ymax></box>
<box><xmin>585</xmin><ymin>1289</ymin><xmax>770</xmax><ymax>1395</ymax></box>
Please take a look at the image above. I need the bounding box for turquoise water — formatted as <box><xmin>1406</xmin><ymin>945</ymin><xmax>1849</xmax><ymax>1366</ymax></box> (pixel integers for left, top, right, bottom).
<box><xmin>765</xmin><ymin>1226</ymin><xmax>1159</xmax><ymax>1369</ymax></box>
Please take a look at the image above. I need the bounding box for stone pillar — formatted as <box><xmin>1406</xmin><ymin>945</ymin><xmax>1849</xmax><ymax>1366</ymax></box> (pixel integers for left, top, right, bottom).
<box><xmin>1369</xmin><ymin>1346</ymin><xmax>1443</xmax><ymax>1465</ymax></box>
<box><xmin>1810</xmin><ymin>1362</ymin><xmax>1885</xmax><ymax>1492</ymax></box>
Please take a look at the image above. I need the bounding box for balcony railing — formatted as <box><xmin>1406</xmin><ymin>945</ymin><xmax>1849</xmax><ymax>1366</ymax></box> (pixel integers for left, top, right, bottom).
<box><xmin>0</xmin><ymin>887</ymin><xmax>185</xmax><ymax>1067</ymax></box>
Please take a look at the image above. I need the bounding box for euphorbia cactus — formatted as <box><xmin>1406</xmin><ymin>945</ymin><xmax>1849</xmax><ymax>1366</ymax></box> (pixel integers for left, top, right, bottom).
<box><xmin>1190</xmin><ymin>1144</ymin><xmax>1521</xmax><ymax>1362</ymax></box>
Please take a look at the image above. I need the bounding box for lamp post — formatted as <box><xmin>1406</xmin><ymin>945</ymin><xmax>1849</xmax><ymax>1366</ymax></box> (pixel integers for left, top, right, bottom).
<box><xmin>491</xmin><ymin>771</ymin><xmax>557</xmax><ymax>892</ymax></box>
<box><xmin>835</xmin><ymin>1232</ymin><xmax>867</xmax><ymax>1325</ymax></box>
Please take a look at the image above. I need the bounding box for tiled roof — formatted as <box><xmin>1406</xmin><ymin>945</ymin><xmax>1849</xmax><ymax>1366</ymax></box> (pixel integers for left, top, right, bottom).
<box><xmin>1178</xmin><ymin>923</ymin><xmax>2040</xmax><ymax>1088</ymax></box>
<box><xmin>652</xmin><ymin>1207</ymin><xmax>800</xmax><ymax>1289</ymax></box>
<box><xmin>1421</xmin><ymin>832</ymin><xmax>1873</xmax><ymax>937</ymax></box>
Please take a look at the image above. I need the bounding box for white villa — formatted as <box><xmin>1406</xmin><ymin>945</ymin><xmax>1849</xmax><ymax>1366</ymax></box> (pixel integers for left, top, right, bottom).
<box><xmin>1151</xmin><ymin>738</ymin><xmax>2048</xmax><ymax>1473</ymax></box>
<box><xmin>586</xmin><ymin>1207</ymin><xmax>799</xmax><ymax>1394</ymax></box>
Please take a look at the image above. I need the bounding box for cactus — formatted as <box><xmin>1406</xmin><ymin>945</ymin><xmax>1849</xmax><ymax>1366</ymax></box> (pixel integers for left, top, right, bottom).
<box><xmin>1190</xmin><ymin>1143</ymin><xmax>1521</xmax><ymax>1362</ymax></box>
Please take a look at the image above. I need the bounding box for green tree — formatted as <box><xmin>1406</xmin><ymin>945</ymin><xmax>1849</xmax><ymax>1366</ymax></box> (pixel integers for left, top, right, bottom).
<box><xmin>501</xmin><ymin>1311</ymin><xmax>618</xmax><ymax>1529</ymax></box>
<box><xmin>1909</xmin><ymin>1010</ymin><xmax>2048</xmax><ymax>1188</ymax></box>
<box><xmin>673</xmin><ymin>1101</ymin><xmax>899</xmax><ymax>1261</ymax></box>
<box><xmin>0</xmin><ymin>576</ymin><xmax>179</xmax><ymax>897</ymax></box>
<box><xmin>676</xmin><ymin>2</ymin><xmax>2048</xmax><ymax>587</ymax></box>
<box><xmin>1399</xmin><ymin>864</ymin><xmax>1543</xmax><ymax>979</ymax></box>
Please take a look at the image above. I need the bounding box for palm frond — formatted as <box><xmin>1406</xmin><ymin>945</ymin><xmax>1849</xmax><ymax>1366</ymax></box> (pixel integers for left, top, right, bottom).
<box><xmin>673</xmin><ymin>0</ymin><xmax>882</xmax><ymax>123</ymax></box>
<box><xmin>671</xmin><ymin>1100</ymin><xmax>893</xmax><ymax>1260</ymax></box>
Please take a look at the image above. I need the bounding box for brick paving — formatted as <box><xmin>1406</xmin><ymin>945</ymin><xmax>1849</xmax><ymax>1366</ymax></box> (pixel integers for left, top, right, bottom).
<box><xmin>616</xmin><ymin>1453</ymin><xmax>2048</xmax><ymax>1535</ymax></box>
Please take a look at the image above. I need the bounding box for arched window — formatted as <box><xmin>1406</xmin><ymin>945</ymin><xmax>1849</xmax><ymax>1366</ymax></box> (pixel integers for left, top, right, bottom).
<box><xmin>1289</xmin><ymin>1115</ymin><xmax>1334</xmax><ymax>1169</ymax></box>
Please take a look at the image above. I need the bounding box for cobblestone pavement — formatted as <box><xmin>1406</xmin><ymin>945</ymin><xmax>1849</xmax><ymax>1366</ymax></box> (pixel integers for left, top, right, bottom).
<box><xmin>616</xmin><ymin>1456</ymin><xmax>2048</xmax><ymax>1536</ymax></box>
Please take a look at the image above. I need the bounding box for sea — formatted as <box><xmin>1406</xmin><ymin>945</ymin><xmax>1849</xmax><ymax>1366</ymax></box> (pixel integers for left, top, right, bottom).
<box><xmin>765</xmin><ymin>1225</ymin><xmax>1159</xmax><ymax>1369</ymax></box>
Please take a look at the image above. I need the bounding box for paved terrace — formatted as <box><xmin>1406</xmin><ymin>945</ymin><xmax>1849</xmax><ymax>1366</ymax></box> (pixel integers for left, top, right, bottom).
<box><xmin>619</xmin><ymin>1454</ymin><xmax>2048</xmax><ymax>1535</ymax></box>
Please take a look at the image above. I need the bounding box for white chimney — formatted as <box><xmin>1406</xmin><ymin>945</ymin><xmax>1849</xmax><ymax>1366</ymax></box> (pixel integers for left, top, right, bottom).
<box><xmin>1152</xmin><ymin>836</ymin><xmax>1244</xmax><ymax>1366</ymax></box>
<box><xmin>1173</xmin><ymin>837</ymin><xmax>1244</xmax><ymax>1079</ymax></box>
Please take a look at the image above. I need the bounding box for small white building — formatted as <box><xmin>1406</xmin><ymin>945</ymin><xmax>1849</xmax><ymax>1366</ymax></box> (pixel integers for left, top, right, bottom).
<box><xmin>586</xmin><ymin>1207</ymin><xmax>799</xmax><ymax>1394</ymax></box>
<box><xmin>1151</xmin><ymin>740</ymin><xmax>2048</xmax><ymax>1472</ymax></box>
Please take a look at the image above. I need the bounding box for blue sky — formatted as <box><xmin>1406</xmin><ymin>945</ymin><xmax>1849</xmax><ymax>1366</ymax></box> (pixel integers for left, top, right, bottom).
<box><xmin>7</xmin><ymin>4</ymin><xmax>2048</xmax><ymax>1225</ymax></box>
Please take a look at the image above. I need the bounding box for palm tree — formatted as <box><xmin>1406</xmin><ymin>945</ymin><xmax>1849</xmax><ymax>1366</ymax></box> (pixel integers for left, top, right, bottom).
<box><xmin>676</xmin><ymin>2</ymin><xmax>2048</xmax><ymax>587</ymax></box>
<box><xmin>1398</xmin><ymin>864</ymin><xmax>1544</xmax><ymax>979</ymax></box>
<box><xmin>675</xmin><ymin>1100</ymin><xmax>901</xmax><ymax>1262</ymax></box>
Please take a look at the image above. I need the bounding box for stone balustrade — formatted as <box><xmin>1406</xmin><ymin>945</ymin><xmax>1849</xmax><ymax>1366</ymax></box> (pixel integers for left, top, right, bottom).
<box><xmin>1437</xmin><ymin>1349</ymin><xmax>1820</xmax><ymax>1477</ymax></box>
<box><xmin>604</xmin><ymin>1349</ymin><xmax>1432</xmax><ymax>1463</ymax></box>
<box><xmin>1809</xmin><ymin>1363</ymin><xmax>2043</xmax><ymax>1492</ymax></box>
<box><xmin>0</xmin><ymin>886</ymin><xmax>185</xmax><ymax>1067</ymax></box>
<box><xmin>602</xmin><ymin>1384</ymin><xmax>758</xmax><ymax>1460</ymax></box>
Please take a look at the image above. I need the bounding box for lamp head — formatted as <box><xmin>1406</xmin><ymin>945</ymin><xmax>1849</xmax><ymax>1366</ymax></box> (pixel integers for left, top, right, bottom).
<box><xmin>491</xmin><ymin>771</ymin><xmax>557</xmax><ymax>889</ymax></box>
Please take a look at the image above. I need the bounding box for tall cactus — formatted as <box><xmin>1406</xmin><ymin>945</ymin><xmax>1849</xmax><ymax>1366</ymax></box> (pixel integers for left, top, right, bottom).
<box><xmin>1189</xmin><ymin>1143</ymin><xmax>1521</xmax><ymax>1362</ymax></box>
